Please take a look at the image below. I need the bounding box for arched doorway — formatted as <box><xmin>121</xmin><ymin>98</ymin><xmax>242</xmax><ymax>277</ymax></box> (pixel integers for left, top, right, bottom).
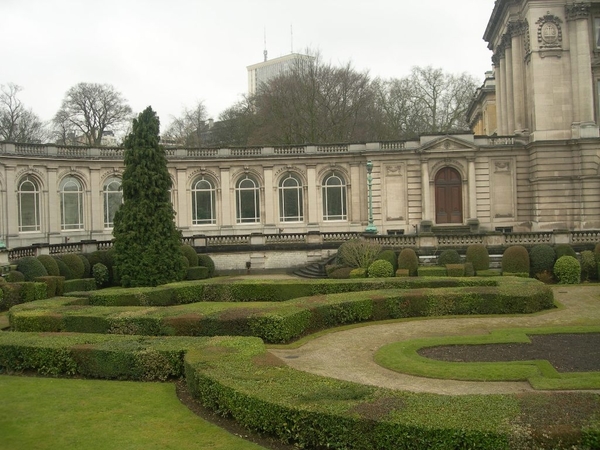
<box><xmin>435</xmin><ymin>167</ymin><xmax>463</xmax><ymax>224</ymax></box>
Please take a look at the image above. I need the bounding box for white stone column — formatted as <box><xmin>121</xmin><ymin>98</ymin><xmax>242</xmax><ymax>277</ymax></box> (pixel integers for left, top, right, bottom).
<box><xmin>349</xmin><ymin>163</ymin><xmax>361</xmax><ymax>223</ymax></box>
<box><xmin>219</xmin><ymin>167</ymin><xmax>232</xmax><ymax>227</ymax></box>
<box><xmin>511</xmin><ymin>24</ymin><xmax>526</xmax><ymax>133</ymax></box>
<box><xmin>89</xmin><ymin>168</ymin><xmax>102</xmax><ymax>236</ymax></box>
<box><xmin>498</xmin><ymin>54</ymin><xmax>509</xmax><ymax>135</ymax></box>
<box><xmin>576</xmin><ymin>16</ymin><xmax>594</xmax><ymax>124</ymax></box>
<box><xmin>263</xmin><ymin>165</ymin><xmax>275</xmax><ymax>226</ymax></box>
<box><xmin>47</xmin><ymin>168</ymin><xmax>59</xmax><ymax>237</ymax></box>
<box><xmin>504</xmin><ymin>45</ymin><xmax>515</xmax><ymax>134</ymax></box>
<box><xmin>468</xmin><ymin>158</ymin><xmax>477</xmax><ymax>219</ymax></box>
<box><xmin>176</xmin><ymin>168</ymin><xmax>188</xmax><ymax>229</ymax></box>
<box><xmin>421</xmin><ymin>160</ymin><xmax>431</xmax><ymax>221</ymax></box>
<box><xmin>494</xmin><ymin>58</ymin><xmax>505</xmax><ymax>136</ymax></box>
<box><xmin>306</xmin><ymin>165</ymin><xmax>318</xmax><ymax>225</ymax></box>
<box><xmin>5</xmin><ymin>167</ymin><xmax>17</xmax><ymax>239</ymax></box>
<box><xmin>568</xmin><ymin>15</ymin><xmax>581</xmax><ymax>125</ymax></box>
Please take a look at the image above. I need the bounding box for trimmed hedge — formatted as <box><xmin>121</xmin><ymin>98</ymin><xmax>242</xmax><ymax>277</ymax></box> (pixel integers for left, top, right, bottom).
<box><xmin>375</xmin><ymin>250</ymin><xmax>397</xmax><ymax>273</ymax></box>
<box><xmin>502</xmin><ymin>246</ymin><xmax>530</xmax><ymax>274</ymax></box>
<box><xmin>181</xmin><ymin>245</ymin><xmax>199</xmax><ymax>267</ymax></box>
<box><xmin>465</xmin><ymin>244</ymin><xmax>489</xmax><ymax>271</ymax></box>
<box><xmin>60</xmin><ymin>254</ymin><xmax>86</xmax><ymax>280</ymax></box>
<box><xmin>197</xmin><ymin>254</ymin><xmax>215</xmax><ymax>277</ymax></box>
<box><xmin>0</xmin><ymin>281</ymin><xmax>47</xmax><ymax>311</ymax></box>
<box><xmin>529</xmin><ymin>244</ymin><xmax>556</xmax><ymax>277</ymax></box>
<box><xmin>417</xmin><ymin>267</ymin><xmax>446</xmax><ymax>277</ymax></box>
<box><xmin>446</xmin><ymin>264</ymin><xmax>465</xmax><ymax>277</ymax></box>
<box><xmin>64</xmin><ymin>278</ymin><xmax>97</xmax><ymax>293</ymax></box>
<box><xmin>397</xmin><ymin>249</ymin><xmax>418</xmax><ymax>276</ymax></box>
<box><xmin>37</xmin><ymin>255</ymin><xmax>60</xmax><ymax>277</ymax></box>
<box><xmin>34</xmin><ymin>276</ymin><xmax>65</xmax><ymax>297</ymax></box>
<box><xmin>10</xmin><ymin>277</ymin><xmax>553</xmax><ymax>343</ymax></box>
<box><xmin>0</xmin><ymin>332</ymin><xmax>202</xmax><ymax>380</ymax></box>
<box><xmin>16</xmin><ymin>256</ymin><xmax>48</xmax><ymax>281</ymax></box>
<box><xmin>367</xmin><ymin>260</ymin><xmax>394</xmax><ymax>278</ymax></box>
<box><xmin>438</xmin><ymin>249</ymin><xmax>461</xmax><ymax>266</ymax></box>
<box><xmin>187</xmin><ymin>266</ymin><xmax>209</xmax><ymax>280</ymax></box>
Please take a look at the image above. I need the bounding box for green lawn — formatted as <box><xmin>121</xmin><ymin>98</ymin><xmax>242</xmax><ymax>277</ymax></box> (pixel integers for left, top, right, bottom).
<box><xmin>0</xmin><ymin>375</ymin><xmax>265</xmax><ymax>450</ymax></box>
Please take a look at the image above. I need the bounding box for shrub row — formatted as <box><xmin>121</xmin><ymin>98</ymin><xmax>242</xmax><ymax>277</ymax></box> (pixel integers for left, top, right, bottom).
<box><xmin>10</xmin><ymin>278</ymin><xmax>554</xmax><ymax>343</ymax></box>
<box><xmin>0</xmin><ymin>332</ymin><xmax>202</xmax><ymax>380</ymax></box>
<box><xmin>71</xmin><ymin>277</ymin><xmax>499</xmax><ymax>307</ymax></box>
<box><xmin>184</xmin><ymin>336</ymin><xmax>599</xmax><ymax>449</ymax></box>
<box><xmin>0</xmin><ymin>281</ymin><xmax>47</xmax><ymax>311</ymax></box>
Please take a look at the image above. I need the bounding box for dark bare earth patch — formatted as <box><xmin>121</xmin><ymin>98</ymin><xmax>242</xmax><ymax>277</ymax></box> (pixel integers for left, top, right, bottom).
<box><xmin>418</xmin><ymin>333</ymin><xmax>600</xmax><ymax>372</ymax></box>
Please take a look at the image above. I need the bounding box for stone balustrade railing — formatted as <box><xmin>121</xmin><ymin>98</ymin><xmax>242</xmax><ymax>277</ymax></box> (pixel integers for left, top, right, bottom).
<box><xmin>0</xmin><ymin>136</ymin><xmax>522</xmax><ymax>161</ymax></box>
<box><xmin>4</xmin><ymin>229</ymin><xmax>597</xmax><ymax>264</ymax></box>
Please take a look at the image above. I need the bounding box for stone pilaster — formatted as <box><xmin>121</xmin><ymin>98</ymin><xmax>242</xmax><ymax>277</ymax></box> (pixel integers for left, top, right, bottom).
<box><xmin>420</xmin><ymin>159</ymin><xmax>431</xmax><ymax>221</ymax></box>
<box><xmin>219</xmin><ymin>167</ymin><xmax>232</xmax><ymax>227</ymax></box>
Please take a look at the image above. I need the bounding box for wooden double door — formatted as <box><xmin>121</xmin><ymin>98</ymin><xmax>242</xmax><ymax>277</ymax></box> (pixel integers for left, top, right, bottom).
<box><xmin>435</xmin><ymin>167</ymin><xmax>463</xmax><ymax>224</ymax></box>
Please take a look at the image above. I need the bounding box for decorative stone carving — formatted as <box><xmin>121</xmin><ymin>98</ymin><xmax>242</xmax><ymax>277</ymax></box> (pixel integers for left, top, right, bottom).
<box><xmin>274</xmin><ymin>165</ymin><xmax>306</xmax><ymax>181</ymax></box>
<box><xmin>188</xmin><ymin>167</ymin><xmax>220</xmax><ymax>183</ymax></box>
<box><xmin>494</xmin><ymin>161</ymin><xmax>511</xmax><ymax>173</ymax></box>
<box><xmin>565</xmin><ymin>3</ymin><xmax>591</xmax><ymax>21</ymax></box>
<box><xmin>385</xmin><ymin>164</ymin><xmax>403</xmax><ymax>177</ymax></box>
<box><xmin>536</xmin><ymin>12</ymin><xmax>563</xmax><ymax>49</ymax></box>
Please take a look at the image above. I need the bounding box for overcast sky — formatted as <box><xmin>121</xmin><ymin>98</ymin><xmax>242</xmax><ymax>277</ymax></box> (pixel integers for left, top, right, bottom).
<box><xmin>1</xmin><ymin>0</ymin><xmax>496</xmax><ymax>130</ymax></box>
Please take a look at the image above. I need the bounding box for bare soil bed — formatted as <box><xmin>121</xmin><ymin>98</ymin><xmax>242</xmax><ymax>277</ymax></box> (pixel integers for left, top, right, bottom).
<box><xmin>418</xmin><ymin>333</ymin><xmax>600</xmax><ymax>372</ymax></box>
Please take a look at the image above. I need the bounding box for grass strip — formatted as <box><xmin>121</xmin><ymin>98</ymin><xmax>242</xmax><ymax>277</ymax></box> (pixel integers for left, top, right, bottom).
<box><xmin>375</xmin><ymin>326</ymin><xmax>600</xmax><ymax>389</ymax></box>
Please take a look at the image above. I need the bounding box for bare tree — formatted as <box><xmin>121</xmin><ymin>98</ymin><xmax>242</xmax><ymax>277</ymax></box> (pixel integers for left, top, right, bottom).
<box><xmin>162</xmin><ymin>101</ymin><xmax>209</xmax><ymax>147</ymax></box>
<box><xmin>53</xmin><ymin>83</ymin><xmax>132</xmax><ymax>146</ymax></box>
<box><xmin>0</xmin><ymin>83</ymin><xmax>47</xmax><ymax>143</ymax></box>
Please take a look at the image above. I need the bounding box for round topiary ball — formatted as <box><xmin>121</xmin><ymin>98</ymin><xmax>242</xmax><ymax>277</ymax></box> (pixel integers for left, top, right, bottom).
<box><xmin>197</xmin><ymin>254</ymin><xmax>215</xmax><ymax>277</ymax></box>
<box><xmin>529</xmin><ymin>244</ymin><xmax>556</xmax><ymax>277</ymax></box>
<box><xmin>16</xmin><ymin>256</ymin><xmax>48</xmax><ymax>281</ymax></box>
<box><xmin>438</xmin><ymin>249</ymin><xmax>461</xmax><ymax>266</ymax></box>
<box><xmin>555</xmin><ymin>244</ymin><xmax>576</xmax><ymax>259</ymax></box>
<box><xmin>6</xmin><ymin>270</ymin><xmax>25</xmax><ymax>282</ymax></box>
<box><xmin>37</xmin><ymin>254</ymin><xmax>60</xmax><ymax>276</ymax></box>
<box><xmin>367</xmin><ymin>259</ymin><xmax>394</xmax><ymax>278</ymax></box>
<box><xmin>465</xmin><ymin>244</ymin><xmax>489</xmax><ymax>271</ymax></box>
<box><xmin>501</xmin><ymin>245</ymin><xmax>530</xmax><ymax>274</ymax></box>
<box><xmin>59</xmin><ymin>254</ymin><xmax>85</xmax><ymax>279</ymax></box>
<box><xmin>181</xmin><ymin>244</ymin><xmax>199</xmax><ymax>267</ymax></box>
<box><xmin>397</xmin><ymin>248</ymin><xmax>419</xmax><ymax>276</ymax></box>
<box><xmin>375</xmin><ymin>249</ymin><xmax>398</xmax><ymax>272</ymax></box>
<box><xmin>553</xmin><ymin>255</ymin><xmax>581</xmax><ymax>284</ymax></box>
<box><xmin>53</xmin><ymin>256</ymin><xmax>73</xmax><ymax>280</ymax></box>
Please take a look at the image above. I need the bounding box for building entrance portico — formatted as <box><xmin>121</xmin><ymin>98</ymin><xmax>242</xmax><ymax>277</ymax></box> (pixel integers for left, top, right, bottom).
<box><xmin>435</xmin><ymin>167</ymin><xmax>463</xmax><ymax>224</ymax></box>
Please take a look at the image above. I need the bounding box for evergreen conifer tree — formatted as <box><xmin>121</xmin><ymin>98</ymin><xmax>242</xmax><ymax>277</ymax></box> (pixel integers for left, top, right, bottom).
<box><xmin>112</xmin><ymin>106</ymin><xmax>184</xmax><ymax>287</ymax></box>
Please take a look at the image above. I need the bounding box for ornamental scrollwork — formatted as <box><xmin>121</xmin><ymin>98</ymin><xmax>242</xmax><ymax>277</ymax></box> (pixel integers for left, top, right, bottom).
<box><xmin>536</xmin><ymin>12</ymin><xmax>563</xmax><ymax>49</ymax></box>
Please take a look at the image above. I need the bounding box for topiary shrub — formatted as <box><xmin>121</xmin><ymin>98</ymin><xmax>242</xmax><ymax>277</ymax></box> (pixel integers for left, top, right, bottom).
<box><xmin>328</xmin><ymin>267</ymin><xmax>353</xmax><ymax>279</ymax></box>
<box><xmin>375</xmin><ymin>250</ymin><xmax>397</xmax><ymax>273</ymax></box>
<box><xmin>367</xmin><ymin>260</ymin><xmax>394</xmax><ymax>278</ymax></box>
<box><xmin>181</xmin><ymin>244</ymin><xmax>199</xmax><ymax>267</ymax></box>
<box><xmin>501</xmin><ymin>245</ymin><xmax>530</xmax><ymax>275</ymax></box>
<box><xmin>6</xmin><ymin>270</ymin><xmax>25</xmax><ymax>282</ymax></box>
<box><xmin>397</xmin><ymin>248</ymin><xmax>418</xmax><ymax>276</ymax></box>
<box><xmin>78</xmin><ymin>254</ymin><xmax>92</xmax><ymax>278</ymax></box>
<box><xmin>446</xmin><ymin>264</ymin><xmax>465</xmax><ymax>277</ymax></box>
<box><xmin>186</xmin><ymin>266</ymin><xmax>209</xmax><ymax>280</ymax></box>
<box><xmin>197</xmin><ymin>254</ymin><xmax>215</xmax><ymax>277</ymax></box>
<box><xmin>53</xmin><ymin>257</ymin><xmax>73</xmax><ymax>280</ymax></box>
<box><xmin>438</xmin><ymin>249</ymin><xmax>461</xmax><ymax>266</ymax></box>
<box><xmin>580</xmin><ymin>250</ymin><xmax>596</xmax><ymax>282</ymax></box>
<box><xmin>59</xmin><ymin>254</ymin><xmax>85</xmax><ymax>279</ymax></box>
<box><xmin>594</xmin><ymin>243</ymin><xmax>600</xmax><ymax>264</ymax></box>
<box><xmin>465</xmin><ymin>244</ymin><xmax>489</xmax><ymax>271</ymax></box>
<box><xmin>179</xmin><ymin>255</ymin><xmax>190</xmax><ymax>280</ymax></box>
<box><xmin>336</xmin><ymin>239</ymin><xmax>382</xmax><ymax>269</ymax></box>
<box><xmin>37</xmin><ymin>255</ymin><xmax>60</xmax><ymax>276</ymax></box>
<box><xmin>93</xmin><ymin>263</ymin><xmax>109</xmax><ymax>288</ymax></box>
<box><xmin>417</xmin><ymin>266</ymin><xmax>446</xmax><ymax>277</ymax></box>
<box><xmin>464</xmin><ymin>262</ymin><xmax>475</xmax><ymax>277</ymax></box>
<box><xmin>553</xmin><ymin>255</ymin><xmax>581</xmax><ymax>284</ymax></box>
<box><xmin>349</xmin><ymin>268</ymin><xmax>367</xmax><ymax>278</ymax></box>
<box><xmin>87</xmin><ymin>250</ymin><xmax>116</xmax><ymax>285</ymax></box>
<box><xmin>555</xmin><ymin>244</ymin><xmax>576</xmax><ymax>259</ymax></box>
<box><xmin>529</xmin><ymin>244</ymin><xmax>556</xmax><ymax>277</ymax></box>
<box><xmin>16</xmin><ymin>256</ymin><xmax>48</xmax><ymax>281</ymax></box>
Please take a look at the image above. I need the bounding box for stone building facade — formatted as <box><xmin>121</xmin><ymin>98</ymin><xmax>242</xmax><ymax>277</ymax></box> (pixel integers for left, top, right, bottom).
<box><xmin>3</xmin><ymin>0</ymin><xmax>600</xmax><ymax>249</ymax></box>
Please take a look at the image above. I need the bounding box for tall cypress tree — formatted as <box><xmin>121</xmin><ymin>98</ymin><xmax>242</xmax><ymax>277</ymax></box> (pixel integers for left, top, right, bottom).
<box><xmin>112</xmin><ymin>106</ymin><xmax>184</xmax><ymax>287</ymax></box>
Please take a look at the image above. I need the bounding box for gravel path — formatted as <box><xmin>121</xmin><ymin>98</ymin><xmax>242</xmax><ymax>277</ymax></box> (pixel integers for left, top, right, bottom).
<box><xmin>269</xmin><ymin>285</ymin><xmax>600</xmax><ymax>395</ymax></box>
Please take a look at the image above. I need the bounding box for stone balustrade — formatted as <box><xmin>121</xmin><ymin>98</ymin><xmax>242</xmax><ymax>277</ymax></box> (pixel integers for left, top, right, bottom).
<box><xmin>7</xmin><ymin>229</ymin><xmax>598</xmax><ymax>264</ymax></box>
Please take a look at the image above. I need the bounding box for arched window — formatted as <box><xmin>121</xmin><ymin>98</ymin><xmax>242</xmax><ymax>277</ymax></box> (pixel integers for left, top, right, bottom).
<box><xmin>17</xmin><ymin>175</ymin><xmax>41</xmax><ymax>232</ymax></box>
<box><xmin>103</xmin><ymin>177</ymin><xmax>122</xmax><ymax>229</ymax></box>
<box><xmin>60</xmin><ymin>176</ymin><xmax>84</xmax><ymax>230</ymax></box>
<box><xmin>236</xmin><ymin>175</ymin><xmax>260</xmax><ymax>223</ymax></box>
<box><xmin>322</xmin><ymin>172</ymin><xmax>347</xmax><ymax>221</ymax></box>
<box><xmin>191</xmin><ymin>177</ymin><xmax>216</xmax><ymax>225</ymax></box>
<box><xmin>279</xmin><ymin>174</ymin><xmax>303</xmax><ymax>222</ymax></box>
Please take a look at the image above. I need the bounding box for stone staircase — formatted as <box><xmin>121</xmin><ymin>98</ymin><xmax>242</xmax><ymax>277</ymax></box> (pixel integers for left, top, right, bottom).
<box><xmin>293</xmin><ymin>255</ymin><xmax>336</xmax><ymax>279</ymax></box>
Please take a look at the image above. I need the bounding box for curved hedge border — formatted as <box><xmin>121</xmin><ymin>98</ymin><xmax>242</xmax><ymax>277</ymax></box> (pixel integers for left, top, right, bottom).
<box><xmin>375</xmin><ymin>326</ymin><xmax>600</xmax><ymax>390</ymax></box>
<box><xmin>9</xmin><ymin>277</ymin><xmax>554</xmax><ymax>343</ymax></box>
<box><xmin>73</xmin><ymin>277</ymin><xmax>500</xmax><ymax>307</ymax></box>
<box><xmin>184</xmin><ymin>336</ymin><xmax>600</xmax><ymax>450</ymax></box>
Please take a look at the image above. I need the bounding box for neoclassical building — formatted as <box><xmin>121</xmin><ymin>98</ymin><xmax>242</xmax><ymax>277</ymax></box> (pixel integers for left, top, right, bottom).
<box><xmin>3</xmin><ymin>0</ymin><xmax>600</xmax><ymax>249</ymax></box>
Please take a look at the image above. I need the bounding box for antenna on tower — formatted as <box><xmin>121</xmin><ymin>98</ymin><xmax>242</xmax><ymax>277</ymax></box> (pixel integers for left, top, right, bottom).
<box><xmin>263</xmin><ymin>27</ymin><xmax>268</xmax><ymax>62</ymax></box>
<box><xmin>290</xmin><ymin>24</ymin><xmax>294</xmax><ymax>53</ymax></box>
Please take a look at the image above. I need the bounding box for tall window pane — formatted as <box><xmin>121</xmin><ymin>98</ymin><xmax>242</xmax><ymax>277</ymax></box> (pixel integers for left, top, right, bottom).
<box><xmin>279</xmin><ymin>174</ymin><xmax>303</xmax><ymax>222</ymax></box>
<box><xmin>236</xmin><ymin>176</ymin><xmax>260</xmax><ymax>223</ymax></box>
<box><xmin>322</xmin><ymin>173</ymin><xmax>347</xmax><ymax>221</ymax></box>
<box><xmin>192</xmin><ymin>177</ymin><xmax>215</xmax><ymax>225</ymax></box>
<box><xmin>60</xmin><ymin>176</ymin><xmax>84</xmax><ymax>230</ymax></box>
<box><xmin>18</xmin><ymin>175</ymin><xmax>40</xmax><ymax>232</ymax></box>
<box><xmin>103</xmin><ymin>177</ymin><xmax>122</xmax><ymax>228</ymax></box>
